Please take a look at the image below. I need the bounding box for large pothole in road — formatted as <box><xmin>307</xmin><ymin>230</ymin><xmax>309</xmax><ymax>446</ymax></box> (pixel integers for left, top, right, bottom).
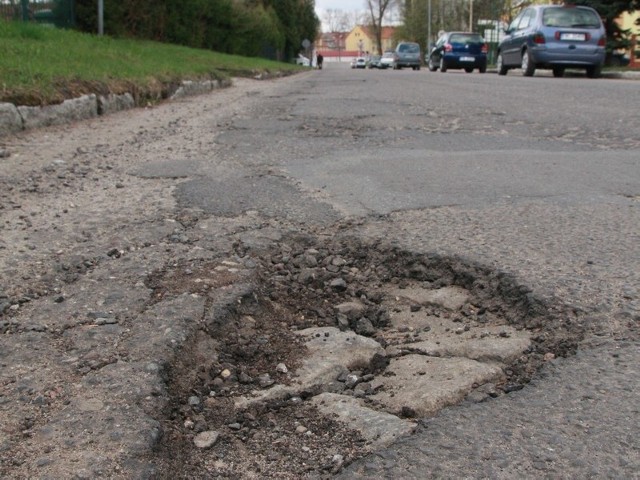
<box><xmin>151</xmin><ymin>234</ymin><xmax>582</xmax><ymax>478</ymax></box>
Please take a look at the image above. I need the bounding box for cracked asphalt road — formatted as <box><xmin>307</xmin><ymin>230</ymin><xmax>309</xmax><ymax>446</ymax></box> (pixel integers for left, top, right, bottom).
<box><xmin>1</xmin><ymin>66</ymin><xmax>639</xmax><ymax>478</ymax></box>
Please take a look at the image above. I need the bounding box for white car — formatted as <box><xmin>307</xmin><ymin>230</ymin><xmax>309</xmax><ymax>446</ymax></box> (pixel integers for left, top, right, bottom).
<box><xmin>380</xmin><ymin>51</ymin><xmax>394</xmax><ymax>69</ymax></box>
<box><xmin>296</xmin><ymin>54</ymin><xmax>310</xmax><ymax>67</ymax></box>
<box><xmin>354</xmin><ymin>57</ymin><xmax>367</xmax><ymax>69</ymax></box>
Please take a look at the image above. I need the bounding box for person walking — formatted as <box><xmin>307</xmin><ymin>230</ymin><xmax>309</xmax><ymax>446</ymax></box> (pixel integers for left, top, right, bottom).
<box><xmin>317</xmin><ymin>53</ymin><xmax>323</xmax><ymax>69</ymax></box>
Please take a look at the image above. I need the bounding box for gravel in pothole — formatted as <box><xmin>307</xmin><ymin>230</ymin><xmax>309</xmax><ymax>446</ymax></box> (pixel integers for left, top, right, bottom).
<box><xmin>152</xmin><ymin>234</ymin><xmax>582</xmax><ymax>478</ymax></box>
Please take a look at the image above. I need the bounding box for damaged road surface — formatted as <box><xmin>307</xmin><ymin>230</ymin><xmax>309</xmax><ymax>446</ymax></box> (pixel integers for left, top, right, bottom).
<box><xmin>1</xmin><ymin>69</ymin><xmax>639</xmax><ymax>479</ymax></box>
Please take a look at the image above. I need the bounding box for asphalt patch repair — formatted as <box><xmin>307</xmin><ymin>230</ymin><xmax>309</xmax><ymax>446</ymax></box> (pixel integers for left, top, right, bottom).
<box><xmin>148</xmin><ymin>234</ymin><xmax>583</xmax><ymax>479</ymax></box>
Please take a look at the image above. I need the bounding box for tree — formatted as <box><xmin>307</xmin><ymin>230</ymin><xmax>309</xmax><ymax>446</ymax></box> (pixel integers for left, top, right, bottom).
<box><xmin>73</xmin><ymin>0</ymin><xmax>319</xmax><ymax>63</ymax></box>
<box><xmin>264</xmin><ymin>0</ymin><xmax>319</xmax><ymax>61</ymax></box>
<box><xmin>322</xmin><ymin>9</ymin><xmax>353</xmax><ymax>33</ymax></box>
<box><xmin>365</xmin><ymin>0</ymin><xmax>398</xmax><ymax>54</ymax></box>
<box><xmin>397</xmin><ymin>0</ymin><xmax>427</xmax><ymax>53</ymax></box>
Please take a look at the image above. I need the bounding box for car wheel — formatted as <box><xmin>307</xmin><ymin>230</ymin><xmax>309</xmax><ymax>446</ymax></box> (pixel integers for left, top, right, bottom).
<box><xmin>586</xmin><ymin>65</ymin><xmax>602</xmax><ymax>78</ymax></box>
<box><xmin>464</xmin><ymin>67</ymin><xmax>473</xmax><ymax>73</ymax></box>
<box><xmin>440</xmin><ymin>57</ymin><xmax>447</xmax><ymax>72</ymax></box>
<box><xmin>416</xmin><ymin>65</ymin><xmax>421</xmax><ymax>71</ymax></box>
<box><xmin>479</xmin><ymin>64</ymin><xmax>487</xmax><ymax>73</ymax></box>
<box><xmin>521</xmin><ymin>49</ymin><xmax>535</xmax><ymax>77</ymax></box>
<box><xmin>552</xmin><ymin>67</ymin><xmax>565</xmax><ymax>78</ymax></box>
<box><xmin>497</xmin><ymin>52</ymin><xmax>508</xmax><ymax>76</ymax></box>
<box><xmin>428</xmin><ymin>57</ymin><xmax>438</xmax><ymax>72</ymax></box>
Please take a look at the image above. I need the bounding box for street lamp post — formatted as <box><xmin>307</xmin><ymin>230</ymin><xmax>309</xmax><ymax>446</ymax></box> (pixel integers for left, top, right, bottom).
<box><xmin>427</xmin><ymin>0</ymin><xmax>432</xmax><ymax>50</ymax></box>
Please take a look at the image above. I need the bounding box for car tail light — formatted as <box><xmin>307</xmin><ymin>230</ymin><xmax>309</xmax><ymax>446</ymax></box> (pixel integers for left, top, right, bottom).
<box><xmin>598</xmin><ymin>36</ymin><xmax>606</xmax><ymax>47</ymax></box>
<box><xmin>481</xmin><ymin>43</ymin><xmax>488</xmax><ymax>53</ymax></box>
<box><xmin>444</xmin><ymin>43</ymin><xmax>452</xmax><ymax>52</ymax></box>
<box><xmin>533</xmin><ymin>32</ymin><xmax>545</xmax><ymax>44</ymax></box>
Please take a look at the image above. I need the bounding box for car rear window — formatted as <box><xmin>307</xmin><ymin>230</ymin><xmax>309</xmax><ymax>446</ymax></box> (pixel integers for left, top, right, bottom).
<box><xmin>398</xmin><ymin>43</ymin><xmax>419</xmax><ymax>53</ymax></box>
<box><xmin>543</xmin><ymin>7</ymin><xmax>601</xmax><ymax>28</ymax></box>
<box><xmin>449</xmin><ymin>34</ymin><xmax>484</xmax><ymax>44</ymax></box>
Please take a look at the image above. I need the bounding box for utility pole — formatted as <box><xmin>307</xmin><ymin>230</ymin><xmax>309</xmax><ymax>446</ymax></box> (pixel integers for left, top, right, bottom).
<box><xmin>20</xmin><ymin>0</ymin><xmax>29</xmax><ymax>21</ymax></box>
<box><xmin>469</xmin><ymin>0</ymin><xmax>474</xmax><ymax>31</ymax></box>
<box><xmin>98</xmin><ymin>0</ymin><xmax>104</xmax><ymax>35</ymax></box>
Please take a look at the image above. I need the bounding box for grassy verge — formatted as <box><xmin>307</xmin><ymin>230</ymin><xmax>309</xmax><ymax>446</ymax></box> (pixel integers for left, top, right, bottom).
<box><xmin>0</xmin><ymin>19</ymin><xmax>302</xmax><ymax>106</ymax></box>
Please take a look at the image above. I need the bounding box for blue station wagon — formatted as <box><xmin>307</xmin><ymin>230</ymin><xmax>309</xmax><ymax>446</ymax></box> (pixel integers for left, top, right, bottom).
<box><xmin>497</xmin><ymin>4</ymin><xmax>606</xmax><ymax>78</ymax></box>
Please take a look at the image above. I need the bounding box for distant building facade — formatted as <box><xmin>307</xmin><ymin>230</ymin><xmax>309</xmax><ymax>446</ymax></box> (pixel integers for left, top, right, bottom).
<box><xmin>316</xmin><ymin>25</ymin><xmax>397</xmax><ymax>62</ymax></box>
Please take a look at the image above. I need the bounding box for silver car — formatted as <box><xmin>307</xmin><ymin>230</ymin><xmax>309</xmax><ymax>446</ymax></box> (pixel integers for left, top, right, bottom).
<box><xmin>393</xmin><ymin>42</ymin><xmax>421</xmax><ymax>70</ymax></box>
<box><xmin>497</xmin><ymin>4</ymin><xmax>606</xmax><ymax>78</ymax></box>
<box><xmin>380</xmin><ymin>51</ymin><xmax>394</xmax><ymax>69</ymax></box>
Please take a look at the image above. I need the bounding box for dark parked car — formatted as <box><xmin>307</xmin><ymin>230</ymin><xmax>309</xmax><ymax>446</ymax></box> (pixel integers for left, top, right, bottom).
<box><xmin>611</xmin><ymin>51</ymin><xmax>630</xmax><ymax>67</ymax></box>
<box><xmin>393</xmin><ymin>42</ymin><xmax>421</xmax><ymax>70</ymax></box>
<box><xmin>367</xmin><ymin>55</ymin><xmax>382</xmax><ymax>69</ymax></box>
<box><xmin>496</xmin><ymin>4</ymin><xmax>606</xmax><ymax>78</ymax></box>
<box><xmin>427</xmin><ymin>32</ymin><xmax>487</xmax><ymax>73</ymax></box>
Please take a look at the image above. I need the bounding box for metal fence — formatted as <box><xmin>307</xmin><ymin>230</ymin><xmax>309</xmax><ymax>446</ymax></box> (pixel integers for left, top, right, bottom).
<box><xmin>0</xmin><ymin>0</ymin><xmax>74</xmax><ymax>28</ymax></box>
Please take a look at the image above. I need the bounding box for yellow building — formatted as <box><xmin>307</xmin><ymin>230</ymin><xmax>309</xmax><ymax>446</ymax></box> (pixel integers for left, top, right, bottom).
<box><xmin>345</xmin><ymin>26</ymin><xmax>396</xmax><ymax>55</ymax></box>
<box><xmin>618</xmin><ymin>11</ymin><xmax>640</xmax><ymax>37</ymax></box>
<box><xmin>618</xmin><ymin>10</ymin><xmax>640</xmax><ymax>66</ymax></box>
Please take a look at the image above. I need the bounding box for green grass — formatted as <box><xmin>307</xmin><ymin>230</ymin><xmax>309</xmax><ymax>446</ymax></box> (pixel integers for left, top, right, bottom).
<box><xmin>0</xmin><ymin>20</ymin><xmax>301</xmax><ymax>106</ymax></box>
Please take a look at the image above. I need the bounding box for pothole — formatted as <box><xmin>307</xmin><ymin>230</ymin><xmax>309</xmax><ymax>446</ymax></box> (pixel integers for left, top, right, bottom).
<box><xmin>152</xmin><ymin>234</ymin><xmax>582</xmax><ymax>478</ymax></box>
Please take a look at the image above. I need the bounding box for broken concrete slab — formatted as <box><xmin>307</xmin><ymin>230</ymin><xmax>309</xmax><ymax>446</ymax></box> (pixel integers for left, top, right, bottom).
<box><xmin>369</xmin><ymin>354</ymin><xmax>503</xmax><ymax>417</ymax></box>
<box><xmin>389</xmin><ymin>285</ymin><xmax>471</xmax><ymax>311</ymax></box>
<box><xmin>310</xmin><ymin>393</ymin><xmax>416</xmax><ymax>449</ymax></box>
<box><xmin>400</xmin><ymin>326</ymin><xmax>531</xmax><ymax>364</ymax></box>
<box><xmin>383</xmin><ymin>307</ymin><xmax>531</xmax><ymax>364</ymax></box>
<box><xmin>294</xmin><ymin>327</ymin><xmax>385</xmax><ymax>384</ymax></box>
<box><xmin>236</xmin><ymin>327</ymin><xmax>384</xmax><ymax>408</ymax></box>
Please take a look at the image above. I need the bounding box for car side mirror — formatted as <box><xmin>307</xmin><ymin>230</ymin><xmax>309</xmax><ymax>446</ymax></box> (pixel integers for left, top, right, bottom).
<box><xmin>504</xmin><ymin>27</ymin><xmax>512</xmax><ymax>35</ymax></box>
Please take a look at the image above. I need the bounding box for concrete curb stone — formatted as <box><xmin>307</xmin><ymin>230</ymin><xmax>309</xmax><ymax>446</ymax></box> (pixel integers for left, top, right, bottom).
<box><xmin>17</xmin><ymin>94</ymin><xmax>98</xmax><ymax>131</ymax></box>
<box><xmin>0</xmin><ymin>79</ymin><xmax>233</xmax><ymax>138</ymax></box>
<box><xmin>0</xmin><ymin>102</ymin><xmax>22</xmax><ymax>134</ymax></box>
<box><xmin>97</xmin><ymin>92</ymin><xmax>135</xmax><ymax>115</ymax></box>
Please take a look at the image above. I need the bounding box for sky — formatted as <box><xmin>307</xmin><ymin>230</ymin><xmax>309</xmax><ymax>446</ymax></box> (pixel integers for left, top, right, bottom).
<box><xmin>314</xmin><ymin>0</ymin><xmax>366</xmax><ymax>23</ymax></box>
<box><xmin>314</xmin><ymin>0</ymin><xmax>365</xmax><ymax>13</ymax></box>
<box><xmin>314</xmin><ymin>0</ymin><xmax>372</xmax><ymax>31</ymax></box>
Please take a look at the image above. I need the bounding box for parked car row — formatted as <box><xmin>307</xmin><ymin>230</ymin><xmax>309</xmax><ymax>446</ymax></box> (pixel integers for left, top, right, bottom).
<box><xmin>349</xmin><ymin>4</ymin><xmax>607</xmax><ymax>79</ymax></box>
<box><xmin>354</xmin><ymin>37</ymin><xmax>487</xmax><ymax>74</ymax></box>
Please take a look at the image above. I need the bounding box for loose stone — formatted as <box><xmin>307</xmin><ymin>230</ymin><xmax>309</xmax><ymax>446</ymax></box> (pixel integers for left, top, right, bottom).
<box><xmin>193</xmin><ymin>431</ymin><xmax>219</xmax><ymax>449</ymax></box>
<box><xmin>330</xmin><ymin>278</ymin><xmax>347</xmax><ymax>291</ymax></box>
